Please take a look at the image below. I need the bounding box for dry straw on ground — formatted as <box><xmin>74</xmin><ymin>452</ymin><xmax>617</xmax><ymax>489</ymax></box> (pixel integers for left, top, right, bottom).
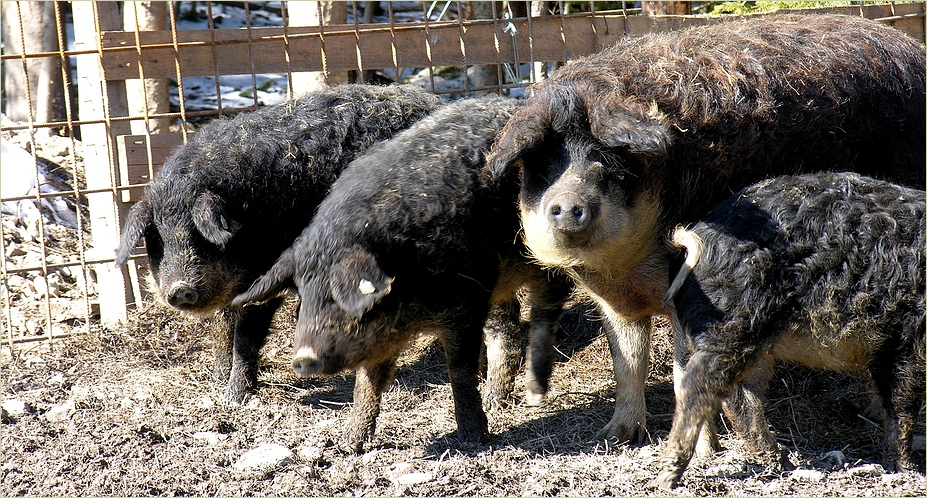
<box><xmin>2</xmin><ymin>296</ymin><xmax>924</xmax><ymax>496</ymax></box>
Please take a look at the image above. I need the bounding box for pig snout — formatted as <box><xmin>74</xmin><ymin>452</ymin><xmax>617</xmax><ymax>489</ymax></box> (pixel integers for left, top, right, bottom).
<box><xmin>292</xmin><ymin>346</ymin><xmax>322</xmax><ymax>377</ymax></box>
<box><xmin>165</xmin><ymin>281</ymin><xmax>200</xmax><ymax>308</ymax></box>
<box><xmin>547</xmin><ymin>191</ymin><xmax>599</xmax><ymax>234</ymax></box>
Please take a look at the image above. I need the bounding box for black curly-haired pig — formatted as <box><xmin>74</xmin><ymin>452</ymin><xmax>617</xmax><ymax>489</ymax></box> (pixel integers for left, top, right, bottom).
<box><xmin>116</xmin><ymin>84</ymin><xmax>442</xmax><ymax>403</ymax></box>
<box><xmin>654</xmin><ymin>172</ymin><xmax>925</xmax><ymax>489</ymax></box>
<box><xmin>233</xmin><ymin>96</ymin><xmax>571</xmax><ymax>452</ymax></box>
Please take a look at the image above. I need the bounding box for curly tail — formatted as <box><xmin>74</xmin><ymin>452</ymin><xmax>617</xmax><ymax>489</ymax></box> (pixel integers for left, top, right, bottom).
<box><xmin>663</xmin><ymin>226</ymin><xmax>703</xmax><ymax>307</ymax></box>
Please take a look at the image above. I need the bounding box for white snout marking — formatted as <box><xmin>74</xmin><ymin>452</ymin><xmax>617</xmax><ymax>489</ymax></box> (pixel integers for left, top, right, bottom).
<box><xmin>167</xmin><ymin>280</ymin><xmax>192</xmax><ymax>295</ymax></box>
<box><xmin>293</xmin><ymin>346</ymin><xmax>318</xmax><ymax>362</ymax></box>
<box><xmin>358</xmin><ymin>279</ymin><xmax>376</xmax><ymax>295</ymax></box>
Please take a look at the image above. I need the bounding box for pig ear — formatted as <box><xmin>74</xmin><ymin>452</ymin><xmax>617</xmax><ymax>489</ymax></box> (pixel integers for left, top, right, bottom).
<box><xmin>231</xmin><ymin>249</ymin><xmax>296</xmax><ymax>306</ymax></box>
<box><xmin>588</xmin><ymin>101</ymin><xmax>670</xmax><ymax>156</ymax></box>
<box><xmin>486</xmin><ymin>108</ymin><xmax>548</xmax><ymax>178</ymax></box>
<box><xmin>115</xmin><ymin>199</ymin><xmax>152</xmax><ymax>265</ymax></box>
<box><xmin>192</xmin><ymin>191</ymin><xmax>241</xmax><ymax>249</ymax></box>
<box><xmin>330</xmin><ymin>246</ymin><xmax>393</xmax><ymax>320</ymax></box>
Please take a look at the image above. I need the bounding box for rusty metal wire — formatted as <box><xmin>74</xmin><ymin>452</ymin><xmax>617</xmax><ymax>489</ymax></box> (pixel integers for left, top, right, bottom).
<box><xmin>2</xmin><ymin>1</ymin><xmax>923</xmax><ymax>350</ymax></box>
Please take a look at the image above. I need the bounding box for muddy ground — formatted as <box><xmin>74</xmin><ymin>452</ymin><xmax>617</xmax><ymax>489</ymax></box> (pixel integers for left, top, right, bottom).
<box><xmin>2</xmin><ymin>296</ymin><xmax>924</xmax><ymax>497</ymax></box>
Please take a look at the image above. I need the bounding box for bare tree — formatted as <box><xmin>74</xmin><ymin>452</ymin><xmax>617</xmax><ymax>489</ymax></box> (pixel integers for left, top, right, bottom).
<box><xmin>1</xmin><ymin>1</ymin><xmax>67</xmax><ymax>136</ymax></box>
<box><xmin>124</xmin><ymin>1</ymin><xmax>171</xmax><ymax>134</ymax></box>
<box><xmin>288</xmin><ymin>1</ymin><xmax>349</xmax><ymax>93</ymax></box>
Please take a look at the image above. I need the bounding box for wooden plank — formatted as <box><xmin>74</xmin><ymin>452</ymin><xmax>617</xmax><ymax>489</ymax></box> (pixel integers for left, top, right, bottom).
<box><xmin>99</xmin><ymin>17</ymin><xmax>595</xmax><ymax>80</ymax></box>
<box><xmin>116</xmin><ymin>133</ymin><xmax>187</xmax><ymax>203</ymax></box>
<box><xmin>99</xmin><ymin>5</ymin><xmax>925</xmax><ymax>82</ymax></box>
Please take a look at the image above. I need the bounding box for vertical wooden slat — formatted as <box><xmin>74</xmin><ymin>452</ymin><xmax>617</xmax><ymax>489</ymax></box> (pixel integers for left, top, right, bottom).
<box><xmin>72</xmin><ymin>1</ymin><xmax>137</xmax><ymax>324</ymax></box>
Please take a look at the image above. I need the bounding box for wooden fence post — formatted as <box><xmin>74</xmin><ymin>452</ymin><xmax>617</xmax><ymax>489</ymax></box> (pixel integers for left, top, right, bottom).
<box><xmin>72</xmin><ymin>1</ymin><xmax>135</xmax><ymax>326</ymax></box>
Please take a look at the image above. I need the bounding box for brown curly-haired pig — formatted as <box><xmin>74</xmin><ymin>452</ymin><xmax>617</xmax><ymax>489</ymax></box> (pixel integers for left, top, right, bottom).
<box><xmin>116</xmin><ymin>85</ymin><xmax>441</xmax><ymax>403</ymax></box>
<box><xmin>488</xmin><ymin>13</ymin><xmax>925</xmax><ymax>447</ymax></box>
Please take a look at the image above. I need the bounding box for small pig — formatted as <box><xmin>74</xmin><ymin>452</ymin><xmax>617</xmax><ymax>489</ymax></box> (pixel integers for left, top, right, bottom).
<box><xmin>233</xmin><ymin>96</ymin><xmax>571</xmax><ymax>452</ymax></box>
<box><xmin>115</xmin><ymin>84</ymin><xmax>442</xmax><ymax>403</ymax></box>
<box><xmin>653</xmin><ymin>172</ymin><xmax>925</xmax><ymax>489</ymax></box>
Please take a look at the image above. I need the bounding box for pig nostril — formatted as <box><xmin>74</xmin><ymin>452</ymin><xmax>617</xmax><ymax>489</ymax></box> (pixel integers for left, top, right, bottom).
<box><xmin>548</xmin><ymin>195</ymin><xmax>596</xmax><ymax>233</ymax></box>
<box><xmin>166</xmin><ymin>282</ymin><xmax>199</xmax><ymax>307</ymax></box>
<box><xmin>292</xmin><ymin>357</ymin><xmax>318</xmax><ymax>377</ymax></box>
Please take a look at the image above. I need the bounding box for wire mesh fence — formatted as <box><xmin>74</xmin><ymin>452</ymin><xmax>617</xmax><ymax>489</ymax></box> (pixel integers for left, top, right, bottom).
<box><xmin>1</xmin><ymin>1</ymin><xmax>924</xmax><ymax>351</ymax></box>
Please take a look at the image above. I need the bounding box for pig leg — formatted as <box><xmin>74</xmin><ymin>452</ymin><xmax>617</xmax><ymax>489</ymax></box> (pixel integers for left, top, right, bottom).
<box><xmin>482</xmin><ymin>300</ymin><xmax>523</xmax><ymax>412</ymax></box>
<box><xmin>596</xmin><ymin>311</ymin><xmax>651</xmax><ymax>444</ymax></box>
<box><xmin>442</xmin><ymin>321</ymin><xmax>489</xmax><ymax>446</ymax></box>
<box><xmin>870</xmin><ymin>343</ymin><xmax>925</xmax><ymax>472</ymax></box>
<box><xmin>211</xmin><ymin>308</ymin><xmax>236</xmax><ymax>382</ymax></box>
<box><xmin>344</xmin><ymin>358</ymin><xmax>397</xmax><ymax>454</ymax></box>
<box><xmin>653</xmin><ymin>350</ymin><xmax>738</xmax><ymax>489</ymax></box>
<box><xmin>225</xmin><ymin>298</ymin><xmax>283</xmax><ymax>403</ymax></box>
<box><xmin>672</xmin><ymin>315</ymin><xmax>721</xmax><ymax>457</ymax></box>
<box><xmin>720</xmin><ymin>355</ymin><xmax>788</xmax><ymax>470</ymax></box>
<box><xmin>524</xmin><ymin>276</ymin><xmax>571</xmax><ymax>406</ymax></box>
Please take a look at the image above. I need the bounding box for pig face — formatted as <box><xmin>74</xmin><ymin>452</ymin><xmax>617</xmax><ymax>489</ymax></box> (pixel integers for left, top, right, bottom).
<box><xmin>116</xmin><ymin>187</ymin><xmax>247</xmax><ymax>315</ymax></box>
<box><xmin>487</xmin><ymin>90</ymin><xmax>671</xmax><ymax>274</ymax></box>
<box><xmin>291</xmin><ymin>246</ymin><xmax>400</xmax><ymax>377</ymax></box>
<box><xmin>232</xmin><ymin>245</ymin><xmax>402</xmax><ymax>377</ymax></box>
<box><xmin>515</xmin><ymin>134</ymin><xmax>664</xmax><ymax>274</ymax></box>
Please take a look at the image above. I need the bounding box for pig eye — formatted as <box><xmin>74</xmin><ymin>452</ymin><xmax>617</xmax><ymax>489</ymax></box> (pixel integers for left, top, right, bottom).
<box><xmin>592</xmin><ymin>148</ymin><xmax>638</xmax><ymax>183</ymax></box>
<box><xmin>143</xmin><ymin>228</ymin><xmax>164</xmax><ymax>262</ymax></box>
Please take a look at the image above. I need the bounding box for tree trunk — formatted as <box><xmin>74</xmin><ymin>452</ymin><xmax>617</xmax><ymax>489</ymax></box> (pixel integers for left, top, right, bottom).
<box><xmin>641</xmin><ymin>2</ymin><xmax>692</xmax><ymax>16</ymax></box>
<box><xmin>124</xmin><ymin>1</ymin><xmax>171</xmax><ymax>134</ymax></box>
<box><xmin>529</xmin><ymin>1</ymin><xmax>553</xmax><ymax>82</ymax></box>
<box><xmin>288</xmin><ymin>1</ymin><xmax>349</xmax><ymax>94</ymax></box>
<box><xmin>1</xmin><ymin>1</ymin><xmax>66</xmax><ymax>137</ymax></box>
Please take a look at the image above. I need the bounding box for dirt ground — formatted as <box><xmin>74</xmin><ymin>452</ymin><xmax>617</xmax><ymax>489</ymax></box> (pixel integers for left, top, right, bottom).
<box><xmin>2</xmin><ymin>296</ymin><xmax>924</xmax><ymax>497</ymax></box>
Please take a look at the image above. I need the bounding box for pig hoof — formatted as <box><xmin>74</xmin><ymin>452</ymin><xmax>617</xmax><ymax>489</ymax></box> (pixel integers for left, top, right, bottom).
<box><xmin>224</xmin><ymin>383</ymin><xmax>249</xmax><ymax>405</ymax></box>
<box><xmin>650</xmin><ymin>470</ymin><xmax>682</xmax><ymax>490</ymax></box>
<box><xmin>524</xmin><ymin>389</ymin><xmax>546</xmax><ymax>406</ymax></box>
<box><xmin>595</xmin><ymin>421</ymin><xmax>644</xmax><ymax>445</ymax></box>
<box><xmin>895</xmin><ymin>459</ymin><xmax>918</xmax><ymax>473</ymax></box>
<box><xmin>695</xmin><ymin>431</ymin><xmax>722</xmax><ymax>458</ymax></box>
<box><xmin>482</xmin><ymin>397</ymin><xmax>509</xmax><ymax>416</ymax></box>
<box><xmin>337</xmin><ymin>439</ymin><xmax>365</xmax><ymax>455</ymax></box>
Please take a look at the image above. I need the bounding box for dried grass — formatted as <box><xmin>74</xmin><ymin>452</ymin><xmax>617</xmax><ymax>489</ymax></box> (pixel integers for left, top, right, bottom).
<box><xmin>2</xmin><ymin>297</ymin><xmax>924</xmax><ymax>496</ymax></box>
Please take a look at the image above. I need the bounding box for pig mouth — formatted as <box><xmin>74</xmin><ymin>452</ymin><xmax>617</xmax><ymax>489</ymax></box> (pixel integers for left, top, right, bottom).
<box><xmin>155</xmin><ymin>283</ymin><xmax>238</xmax><ymax>317</ymax></box>
<box><xmin>550</xmin><ymin>227</ymin><xmax>595</xmax><ymax>249</ymax></box>
<box><xmin>154</xmin><ymin>270</ymin><xmax>243</xmax><ymax>315</ymax></box>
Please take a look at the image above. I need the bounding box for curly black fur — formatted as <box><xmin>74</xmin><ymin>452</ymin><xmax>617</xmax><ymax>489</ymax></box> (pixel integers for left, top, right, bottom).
<box><xmin>654</xmin><ymin>172</ymin><xmax>925</xmax><ymax>489</ymax></box>
<box><xmin>485</xmin><ymin>13</ymin><xmax>926</xmax><ymax>443</ymax></box>
<box><xmin>233</xmin><ymin>96</ymin><xmax>572</xmax><ymax>452</ymax></box>
<box><xmin>115</xmin><ymin>84</ymin><xmax>442</xmax><ymax>403</ymax></box>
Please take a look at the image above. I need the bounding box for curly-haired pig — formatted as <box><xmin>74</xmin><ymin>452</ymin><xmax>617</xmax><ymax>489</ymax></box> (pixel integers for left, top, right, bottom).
<box><xmin>115</xmin><ymin>84</ymin><xmax>442</xmax><ymax>403</ymax></box>
<box><xmin>653</xmin><ymin>172</ymin><xmax>925</xmax><ymax>489</ymax></box>
<box><xmin>488</xmin><ymin>13</ymin><xmax>926</xmax><ymax>445</ymax></box>
<box><xmin>233</xmin><ymin>96</ymin><xmax>572</xmax><ymax>452</ymax></box>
